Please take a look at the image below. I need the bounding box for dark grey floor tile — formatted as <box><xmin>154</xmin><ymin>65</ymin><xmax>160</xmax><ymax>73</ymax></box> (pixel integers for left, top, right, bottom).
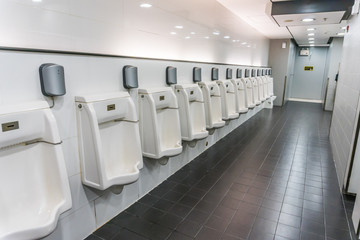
<box><xmin>276</xmin><ymin>223</ymin><xmax>300</xmax><ymax>240</ymax></box>
<box><xmin>205</xmin><ymin>214</ymin><xmax>230</xmax><ymax>232</ymax></box>
<box><xmin>111</xmin><ymin>228</ymin><xmax>148</xmax><ymax>240</ymax></box>
<box><xmin>301</xmin><ymin>219</ymin><xmax>325</xmax><ymax>236</ymax></box>
<box><xmin>195</xmin><ymin>227</ymin><xmax>222</xmax><ymax>240</ymax></box>
<box><xmin>93</xmin><ymin>223</ymin><xmax>121</xmax><ymax>239</ymax></box>
<box><xmin>156</xmin><ymin>212</ymin><xmax>183</xmax><ymax>229</ymax></box>
<box><xmin>167</xmin><ymin>231</ymin><xmax>193</xmax><ymax>240</ymax></box>
<box><xmin>176</xmin><ymin>219</ymin><xmax>202</xmax><ymax>237</ymax></box>
<box><xmin>252</xmin><ymin>217</ymin><xmax>277</xmax><ymax>234</ymax></box>
<box><xmin>186</xmin><ymin>209</ymin><xmax>210</xmax><ymax>224</ymax></box>
<box><xmin>84</xmin><ymin>234</ymin><xmax>103</xmax><ymax>240</ymax></box>
<box><xmin>279</xmin><ymin>212</ymin><xmax>301</xmax><ymax>228</ymax></box>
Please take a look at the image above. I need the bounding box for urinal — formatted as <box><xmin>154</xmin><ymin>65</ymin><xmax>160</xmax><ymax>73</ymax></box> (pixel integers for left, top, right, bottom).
<box><xmin>244</xmin><ymin>78</ymin><xmax>256</xmax><ymax>109</ymax></box>
<box><xmin>138</xmin><ymin>87</ymin><xmax>182</xmax><ymax>159</ymax></box>
<box><xmin>0</xmin><ymin>101</ymin><xmax>71</xmax><ymax>240</ymax></box>
<box><xmin>75</xmin><ymin>92</ymin><xmax>143</xmax><ymax>190</ymax></box>
<box><xmin>262</xmin><ymin>71</ymin><xmax>270</xmax><ymax>99</ymax></box>
<box><xmin>216</xmin><ymin>80</ymin><xmax>239</xmax><ymax>120</ymax></box>
<box><xmin>174</xmin><ymin>84</ymin><xmax>209</xmax><ymax>141</ymax></box>
<box><xmin>268</xmin><ymin>75</ymin><xmax>274</xmax><ymax>97</ymax></box>
<box><xmin>198</xmin><ymin>82</ymin><xmax>226</xmax><ymax>129</ymax></box>
<box><xmin>231</xmin><ymin>78</ymin><xmax>248</xmax><ymax>114</ymax></box>
<box><xmin>251</xmin><ymin>75</ymin><xmax>261</xmax><ymax>106</ymax></box>
<box><xmin>256</xmin><ymin>74</ymin><xmax>266</xmax><ymax>102</ymax></box>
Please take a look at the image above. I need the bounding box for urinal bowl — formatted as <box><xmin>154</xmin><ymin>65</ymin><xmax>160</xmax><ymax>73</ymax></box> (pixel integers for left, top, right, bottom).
<box><xmin>0</xmin><ymin>144</ymin><xmax>70</xmax><ymax>240</ymax></box>
<box><xmin>0</xmin><ymin>101</ymin><xmax>71</xmax><ymax>240</ymax></box>
<box><xmin>156</xmin><ymin>108</ymin><xmax>183</xmax><ymax>157</ymax></box>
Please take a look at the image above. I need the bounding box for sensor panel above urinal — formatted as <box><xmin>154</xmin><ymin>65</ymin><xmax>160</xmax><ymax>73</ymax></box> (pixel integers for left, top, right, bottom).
<box><xmin>0</xmin><ymin>101</ymin><xmax>71</xmax><ymax>240</ymax></box>
<box><xmin>75</xmin><ymin>92</ymin><xmax>143</xmax><ymax>190</ymax></box>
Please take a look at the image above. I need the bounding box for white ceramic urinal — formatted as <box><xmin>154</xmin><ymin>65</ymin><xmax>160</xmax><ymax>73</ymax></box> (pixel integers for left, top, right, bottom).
<box><xmin>262</xmin><ymin>74</ymin><xmax>270</xmax><ymax>99</ymax></box>
<box><xmin>251</xmin><ymin>77</ymin><xmax>261</xmax><ymax>105</ymax></box>
<box><xmin>245</xmin><ymin>78</ymin><xmax>256</xmax><ymax>109</ymax></box>
<box><xmin>0</xmin><ymin>101</ymin><xmax>71</xmax><ymax>240</ymax></box>
<box><xmin>174</xmin><ymin>84</ymin><xmax>208</xmax><ymax>141</ymax></box>
<box><xmin>231</xmin><ymin>79</ymin><xmax>248</xmax><ymax>114</ymax></box>
<box><xmin>138</xmin><ymin>87</ymin><xmax>182</xmax><ymax>159</ymax></box>
<box><xmin>216</xmin><ymin>80</ymin><xmax>239</xmax><ymax>120</ymax></box>
<box><xmin>268</xmin><ymin>76</ymin><xmax>274</xmax><ymax>97</ymax></box>
<box><xmin>198</xmin><ymin>82</ymin><xmax>226</xmax><ymax>129</ymax></box>
<box><xmin>75</xmin><ymin>92</ymin><xmax>143</xmax><ymax>190</ymax></box>
<box><xmin>257</xmin><ymin>75</ymin><xmax>266</xmax><ymax>102</ymax></box>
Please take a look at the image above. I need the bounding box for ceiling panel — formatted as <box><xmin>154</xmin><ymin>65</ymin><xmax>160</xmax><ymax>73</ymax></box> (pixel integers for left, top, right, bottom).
<box><xmin>273</xmin><ymin>11</ymin><xmax>345</xmax><ymax>27</ymax></box>
<box><xmin>289</xmin><ymin>21</ymin><xmax>347</xmax><ymax>45</ymax></box>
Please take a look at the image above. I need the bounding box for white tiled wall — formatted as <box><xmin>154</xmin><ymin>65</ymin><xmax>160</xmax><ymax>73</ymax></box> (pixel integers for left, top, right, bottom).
<box><xmin>324</xmin><ymin>38</ymin><xmax>344</xmax><ymax>111</ymax></box>
<box><xmin>0</xmin><ymin>49</ymin><xmax>269</xmax><ymax>240</ymax></box>
<box><xmin>329</xmin><ymin>13</ymin><xmax>360</xmax><ymax>189</ymax></box>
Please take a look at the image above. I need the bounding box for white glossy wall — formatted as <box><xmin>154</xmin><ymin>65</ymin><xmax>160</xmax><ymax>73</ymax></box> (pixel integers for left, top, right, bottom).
<box><xmin>0</xmin><ymin>0</ymin><xmax>269</xmax><ymax>66</ymax></box>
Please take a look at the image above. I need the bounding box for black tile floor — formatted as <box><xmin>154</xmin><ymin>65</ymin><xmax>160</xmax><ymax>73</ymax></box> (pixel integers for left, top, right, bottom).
<box><xmin>86</xmin><ymin>102</ymin><xmax>356</xmax><ymax>240</ymax></box>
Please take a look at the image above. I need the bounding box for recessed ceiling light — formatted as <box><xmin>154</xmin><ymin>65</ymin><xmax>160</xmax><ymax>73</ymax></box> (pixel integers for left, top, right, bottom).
<box><xmin>224</xmin><ymin>36</ymin><xmax>230</xmax><ymax>39</ymax></box>
<box><xmin>302</xmin><ymin>18</ymin><xmax>315</xmax><ymax>22</ymax></box>
<box><xmin>307</xmin><ymin>28</ymin><xmax>315</xmax><ymax>31</ymax></box>
<box><xmin>204</xmin><ymin>36</ymin><xmax>210</xmax><ymax>39</ymax></box>
<box><xmin>32</xmin><ymin>0</ymin><xmax>42</xmax><ymax>2</ymax></box>
<box><xmin>247</xmin><ymin>45</ymin><xmax>251</xmax><ymax>48</ymax></box>
<box><xmin>241</xmin><ymin>42</ymin><xmax>247</xmax><ymax>45</ymax></box>
<box><xmin>309</xmin><ymin>41</ymin><xmax>315</xmax><ymax>44</ymax></box>
<box><xmin>185</xmin><ymin>36</ymin><xmax>191</xmax><ymax>39</ymax></box>
<box><xmin>341</xmin><ymin>26</ymin><xmax>347</xmax><ymax>30</ymax></box>
<box><xmin>284</xmin><ymin>19</ymin><xmax>294</xmax><ymax>22</ymax></box>
<box><xmin>310</xmin><ymin>44</ymin><xmax>315</xmax><ymax>46</ymax></box>
<box><xmin>170</xmin><ymin>32</ymin><xmax>177</xmax><ymax>35</ymax></box>
<box><xmin>140</xmin><ymin>3</ymin><xmax>152</xmax><ymax>8</ymax></box>
<box><xmin>308</xmin><ymin>33</ymin><xmax>315</xmax><ymax>36</ymax></box>
<box><xmin>175</xmin><ymin>25</ymin><xmax>183</xmax><ymax>29</ymax></box>
<box><xmin>337</xmin><ymin>32</ymin><xmax>345</xmax><ymax>36</ymax></box>
<box><xmin>308</xmin><ymin>38</ymin><xmax>314</xmax><ymax>40</ymax></box>
<box><xmin>213</xmin><ymin>31</ymin><xmax>220</xmax><ymax>35</ymax></box>
<box><xmin>190</xmin><ymin>32</ymin><xmax>196</xmax><ymax>35</ymax></box>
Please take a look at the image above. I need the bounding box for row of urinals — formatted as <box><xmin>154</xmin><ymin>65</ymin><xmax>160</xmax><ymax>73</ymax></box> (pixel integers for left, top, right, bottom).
<box><xmin>0</xmin><ymin>67</ymin><xmax>274</xmax><ymax>240</ymax></box>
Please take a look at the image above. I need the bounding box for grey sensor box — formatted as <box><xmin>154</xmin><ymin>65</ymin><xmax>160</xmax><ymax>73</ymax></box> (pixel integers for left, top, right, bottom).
<box><xmin>123</xmin><ymin>65</ymin><xmax>139</xmax><ymax>89</ymax></box>
<box><xmin>193</xmin><ymin>67</ymin><xmax>202</xmax><ymax>82</ymax></box>
<box><xmin>237</xmin><ymin>69</ymin><xmax>242</xmax><ymax>79</ymax></box>
<box><xmin>166</xmin><ymin>66</ymin><xmax>177</xmax><ymax>85</ymax></box>
<box><xmin>39</xmin><ymin>63</ymin><xmax>66</xmax><ymax>97</ymax></box>
<box><xmin>226</xmin><ymin>68</ymin><xmax>232</xmax><ymax>79</ymax></box>
<box><xmin>212</xmin><ymin>68</ymin><xmax>219</xmax><ymax>81</ymax></box>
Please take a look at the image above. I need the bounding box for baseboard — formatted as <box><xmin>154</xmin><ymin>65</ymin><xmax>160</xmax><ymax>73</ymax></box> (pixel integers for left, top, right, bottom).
<box><xmin>288</xmin><ymin>98</ymin><xmax>323</xmax><ymax>103</ymax></box>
